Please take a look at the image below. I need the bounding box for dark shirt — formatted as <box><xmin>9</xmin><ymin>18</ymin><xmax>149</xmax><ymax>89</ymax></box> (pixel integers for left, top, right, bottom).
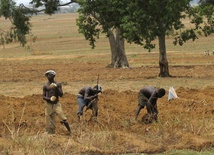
<box><xmin>140</xmin><ymin>86</ymin><xmax>159</xmax><ymax>106</ymax></box>
<box><xmin>78</xmin><ymin>86</ymin><xmax>97</xmax><ymax>101</ymax></box>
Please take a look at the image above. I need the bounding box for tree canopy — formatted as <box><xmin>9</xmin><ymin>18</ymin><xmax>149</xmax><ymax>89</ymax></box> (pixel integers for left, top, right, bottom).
<box><xmin>76</xmin><ymin>0</ymin><xmax>213</xmax><ymax>51</ymax></box>
<box><xmin>0</xmin><ymin>0</ymin><xmax>213</xmax><ymax>75</ymax></box>
<box><xmin>1</xmin><ymin>0</ymin><xmax>213</xmax><ymax>48</ymax></box>
<box><xmin>77</xmin><ymin>0</ymin><xmax>127</xmax><ymax>48</ymax></box>
<box><xmin>0</xmin><ymin>0</ymin><xmax>77</xmax><ymax>46</ymax></box>
<box><xmin>0</xmin><ymin>0</ymin><xmax>33</xmax><ymax>46</ymax></box>
<box><xmin>76</xmin><ymin>0</ymin><xmax>213</xmax><ymax>76</ymax></box>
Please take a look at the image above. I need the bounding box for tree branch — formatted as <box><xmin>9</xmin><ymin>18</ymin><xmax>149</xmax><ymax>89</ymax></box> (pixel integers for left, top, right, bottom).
<box><xmin>58</xmin><ymin>1</ymin><xmax>78</xmax><ymax>7</ymax></box>
<box><xmin>19</xmin><ymin>0</ymin><xmax>78</xmax><ymax>14</ymax></box>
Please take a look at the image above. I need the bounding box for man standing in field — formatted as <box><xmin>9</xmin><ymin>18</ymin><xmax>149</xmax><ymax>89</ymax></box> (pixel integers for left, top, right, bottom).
<box><xmin>135</xmin><ymin>86</ymin><xmax>166</xmax><ymax>123</ymax></box>
<box><xmin>43</xmin><ymin>70</ymin><xmax>71</xmax><ymax>135</ymax></box>
<box><xmin>77</xmin><ymin>85</ymin><xmax>102</xmax><ymax>121</ymax></box>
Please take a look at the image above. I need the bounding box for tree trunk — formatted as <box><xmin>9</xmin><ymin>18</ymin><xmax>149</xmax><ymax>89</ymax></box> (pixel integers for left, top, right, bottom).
<box><xmin>107</xmin><ymin>28</ymin><xmax>129</xmax><ymax>68</ymax></box>
<box><xmin>108</xmin><ymin>30</ymin><xmax>117</xmax><ymax>66</ymax></box>
<box><xmin>158</xmin><ymin>34</ymin><xmax>171</xmax><ymax>77</ymax></box>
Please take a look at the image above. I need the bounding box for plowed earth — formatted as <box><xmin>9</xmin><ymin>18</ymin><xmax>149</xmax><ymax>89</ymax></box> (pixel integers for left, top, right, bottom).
<box><xmin>0</xmin><ymin>54</ymin><xmax>214</xmax><ymax>154</ymax></box>
<box><xmin>0</xmin><ymin>13</ymin><xmax>214</xmax><ymax>155</ymax></box>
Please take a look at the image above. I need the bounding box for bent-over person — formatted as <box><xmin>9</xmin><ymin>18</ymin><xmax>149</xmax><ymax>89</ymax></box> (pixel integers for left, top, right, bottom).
<box><xmin>135</xmin><ymin>86</ymin><xmax>166</xmax><ymax>123</ymax></box>
<box><xmin>77</xmin><ymin>85</ymin><xmax>102</xmax><ymax>121</ymax></box>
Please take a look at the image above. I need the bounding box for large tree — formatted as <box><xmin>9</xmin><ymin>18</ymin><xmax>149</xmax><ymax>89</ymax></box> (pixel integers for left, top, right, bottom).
<box><xmin>77</xmin><ymin>0</ymin><xmax>213</xmax><ymax>75</ymax></box>
<box><xmin>0</xmin><ymin>0</ymin><xmax>77</xmax><ymax>46</ymax></box>
<box><xmin>0</xmin><ymin>0</ymin><xmax>33</xmax><ymax>46</ymax></box>
<box><xmin>0</xmin><ymin>0</ymin><xmax>129</xmax><ymax>68</ymax></box>
<box><xmin>199</xmin><ymin>0</ymin><xmax>214</xmax><ymax>5</ymax></box>
<box><xmin>119</xmin><ymin>0</ymin><xmax>213</xmax><ymax>77</ymax></box>
<box><xmin>77</xmin><ymin>0</ymin><xmax>129</xmax><ymax>68</ymax></box>
<box><xmin>0</xmin><ymin>0</ymin><xmax>213</xmax><ymax>74</ymax></box>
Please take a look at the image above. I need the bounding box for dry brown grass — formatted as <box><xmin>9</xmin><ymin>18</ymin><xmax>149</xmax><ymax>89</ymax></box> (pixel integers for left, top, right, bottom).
<box><xmin>0</xmin><ymin>13</ymin><xmax>214</xmax><ymax>155</ymax></box>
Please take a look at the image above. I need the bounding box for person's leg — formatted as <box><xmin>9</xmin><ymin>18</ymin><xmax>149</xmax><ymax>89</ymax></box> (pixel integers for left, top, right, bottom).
<box><xmin>153</xmin><ymin>104</ymin><xmax>158</xmax><ymax>122</ymax></box>
<box><xmin>135</xmin><ymin>92</ymin><xmax>146</xmax><ymax>120</ymax></box>
<box><xmin>60</xmin><ymin>120</ymin><xmax>71</xmax><ymax>134</ymax></box>
<box><xmin>135</xmin><ymin>105</ymin><xmax>142</xmax><ymax>121</ymax></box>
<box><xmin>92</xmin><ymin>100</ymin><xmax>98</xmax><ymax>117</ymax></box>
<box><xmin>55</xmin><ymin>103</ymin><xmax>71</xmax><ymax>134</ymax></box>
<box><xmin>90</xmin><ymin>99</ymin><xmax>98</xmax><ymax>122</ymax></box>
<box><xmin>45</xmin><ymin>103</ymin><xmax>55</xmax><ymax>134</ymax></box>
<box><xmin>145</xmin><ymin>102</ymin><xmax>153</xmax><ymax>114</ymax></box>
<box><xmin>146</xmin><ymin>103</ymin><xmax>158</xmax><ymax>123</ymax></box>
<box><xmin>77</xmin><ymin>97</ymin><xmax>87</xmax><ymax>120</ymax></box>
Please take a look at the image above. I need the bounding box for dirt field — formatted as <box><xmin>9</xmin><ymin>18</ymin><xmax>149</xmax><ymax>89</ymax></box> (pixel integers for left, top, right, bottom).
<box><xmin>0</xmin><ymin>13</ymin><xmax>214</xmax><ymax>154</ymax></box>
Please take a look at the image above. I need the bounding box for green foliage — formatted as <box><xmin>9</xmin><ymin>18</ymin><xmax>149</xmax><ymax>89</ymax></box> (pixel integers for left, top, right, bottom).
<box><xmin>77</xmin><ymin>0</ymin><xmax>125</xmax><ymax>48</ymax></box>
<box><xmin>0</xmin><ymin>0</ymin><xmax>16</xmax><ymax>18</ymax></box>
<box><xmin>199</xmin><ymin>4</ymin><xmax>214</xmax><ymax>35</ymax></box>
<box><xmin>0</xmin><ymin>0</ymin><xmax>77</xmax><ymax>46</ymax></box>
<box><xmin>12</xmin><ymin>7</ymin><xmax>32</xmax><ymax>41</ymax></box>
<box><xmin>199</xmin><ymin>0</ymin><xmax>214</xmax><ymax>5</ymax></box>
<box><xmin>1</xmin><ymin>0</ymin><xmax>213</xmax><ymax>50</ymax></box>
<box><xmin>77</xmin><ymin>0</ymin><xmax>213</xmax><ymax>52</ymax></box>
<box><xmin>172</xmin><ymin>3</ymin><xmax>214</xmax><ymax>46</ymax></box>
<box><xmin>173</xmin><ymin>29</ymin><xmax>198</xmax><ymax>46</ymax></box>
<box><xmin>76</xmin><ymin>0</ymin><xmax>100</xmax><ymax>48</ymax></box>
<box><xmin>0</xmin><ymin>2</ymin><xmax>32</xmax><ymax>46</ymax></box>
<box><xmin>120</xmin><ymin>0</ymin><xmax>193</xmax><ymax>51</ymax></box>
<box><xmin>76</xmin><ymin>14</ymin><xmax>100</xmax><ymax>48</ymax></box>
<box><xmin>30</xmin><ymin>0</ymin><xmax>60</xmax><ymax>15</ymax></box>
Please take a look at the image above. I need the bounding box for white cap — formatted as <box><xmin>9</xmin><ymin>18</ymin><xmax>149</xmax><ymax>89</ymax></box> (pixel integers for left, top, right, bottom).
<box><xmin>45</xmin><ymin>70</ymin><xmax>56</xmax><ymax>76</ymax></box>
<box><xmin>93</xmin><ymin>84</ymin><xmax>102</xmax><ymax>92</ymax></box>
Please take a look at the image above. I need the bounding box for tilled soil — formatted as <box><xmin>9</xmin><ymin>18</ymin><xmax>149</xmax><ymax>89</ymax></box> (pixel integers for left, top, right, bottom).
<box><xmin>0</xmin><ymin>56</ymin><xmax>214</xmax><ymax>154</ymax></box>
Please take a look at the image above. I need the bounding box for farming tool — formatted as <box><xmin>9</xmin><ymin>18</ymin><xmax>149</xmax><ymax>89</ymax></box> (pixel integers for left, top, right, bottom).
<box><xmin>85</xmin><ymin>74</ymin><xmax>100</xmax><ymax>121</ymax></box>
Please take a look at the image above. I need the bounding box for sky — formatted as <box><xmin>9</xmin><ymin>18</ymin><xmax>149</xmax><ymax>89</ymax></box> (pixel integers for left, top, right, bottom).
<box><xmin>15</xmin><ymin>0</ymin><xmax>71</xmax><ymax>5</ymax></box>
<box><xmin>15</xmin><ymin>0</ymin><xmax>200</xmax><ymax>6</ymax></box>
<box><xmin>15</xmin><ymin>0</ymin><xmax>33</xmax><ymax>5</ymax></box>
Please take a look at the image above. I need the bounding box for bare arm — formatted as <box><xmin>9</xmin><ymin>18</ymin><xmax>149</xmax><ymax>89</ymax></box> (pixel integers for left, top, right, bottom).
<box><xmin>43</xmin><ymin>85</ymin><xmax>51</xmax><ymax>101</ymax></box>
<box><xmin>56</xmin><ymin>83</ymin><xmax>63</xmax><ymax>97</ymax></box>
<box><xmin>148</xmin><ymin>91</ymin><xmax>158</xmax><ymax>105</ymax></box>
<box><xmin>83</xmin><ymin>87</ymin><xmax>97</xmax><ymax>100</ymax></box>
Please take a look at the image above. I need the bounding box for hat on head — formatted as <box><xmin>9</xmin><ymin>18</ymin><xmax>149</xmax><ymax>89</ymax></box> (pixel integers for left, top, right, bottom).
<box><xmin>45</xmin><ymin>70</ymin><xmax>56</xmax><ymax>76</ymax></box>
<box><xmin>93</xmin><ymin>84</ymin><xmax>102</xmax><ymax>93</ymax></box>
